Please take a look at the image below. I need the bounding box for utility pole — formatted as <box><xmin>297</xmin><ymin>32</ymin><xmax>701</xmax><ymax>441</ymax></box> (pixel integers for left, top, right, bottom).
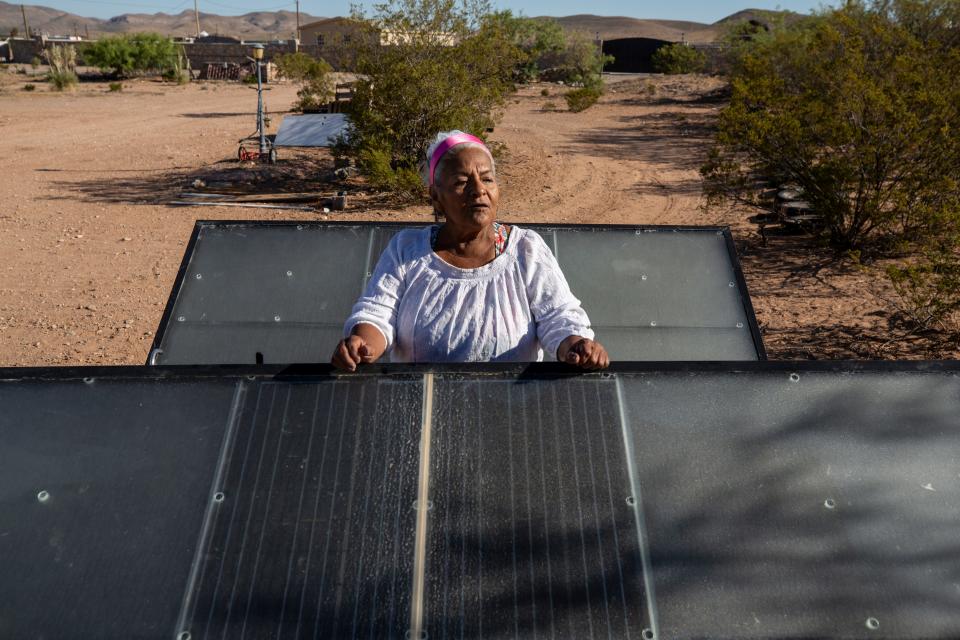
<box><xmin>194</xmin><ymin>0</ymin><xmax>201</xmax><ymax>38</ymax></box>
<box><xmin>21</xmin><ymin>4</ymin><xmax>30</xmax><ymax>39</ymax></box>
<box><xmin>295</xmin><ymin>0</ymin><xmax>301</xmax><ymax>52</ymax></box>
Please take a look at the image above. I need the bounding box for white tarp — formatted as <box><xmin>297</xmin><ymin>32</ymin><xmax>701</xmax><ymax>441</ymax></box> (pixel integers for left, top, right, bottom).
<box><xmin>273</xmin><ymin>113</ymin><xmax>350</xmax><ymax>148</ymax></box>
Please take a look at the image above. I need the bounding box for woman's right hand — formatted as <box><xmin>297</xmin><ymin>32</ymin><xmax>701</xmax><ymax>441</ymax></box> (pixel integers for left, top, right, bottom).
<box><xmin>331</xmin><ymin>323</ymin><xmax>387</xmax><ymax>371</ymax></box>
<box><xmin>331</xmin><ymin>335</ymin><xmax>376</xmax><ymax>371</ymax></box>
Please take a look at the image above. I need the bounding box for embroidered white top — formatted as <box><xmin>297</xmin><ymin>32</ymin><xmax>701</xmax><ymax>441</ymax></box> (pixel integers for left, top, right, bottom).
<box><xmin>343</xmin><ymin>225</ymin><xmax>595</xmax><ymax>363</ymax></box>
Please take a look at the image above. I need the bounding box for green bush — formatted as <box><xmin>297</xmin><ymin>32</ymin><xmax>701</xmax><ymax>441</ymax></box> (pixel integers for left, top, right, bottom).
<box><xmin>540</xmin><ymin>87</ymin><xmax>550</xmax><ymax>96</ymax></box>
<box><xmin>564</xmin><ymin>86</ymin><xmax>601</xmax><ymax>112</ymax></box>
<box><xmin>30</xmin><ymin>56</ymin><xmax>41</xmax><ymax>69</ymax></box>
<box><xmin>22</xmin><ymin>83</ymin><xmax>35</xmax><ymax>91</ymax></box>
<box><xmin>275</xmin><ymin>52</ymin><xmax>333</xmax><ymax>111</ymax></box>
<box><xmin>108</xmin><ymin>81</ymin><xmax>123</xmax><ymax>92</ymax></box>
<box><xmin>702</xmin><ymin>0</ymin><xmax>960</xmax><ymax>250</ymax></box>
<box><xmin>339</xmin><ymin>0</ymin><xmax>522</xmax><ymax>197</ymax></box>
<box><xmin>651</xmin><ymin>43</ymin><xmax>706</xmax><ymax>74</ymax></box>
<box><xmin>83</xmin><ymin>33</ymin><xmax>179</xmax><ymax>78</ymax></box>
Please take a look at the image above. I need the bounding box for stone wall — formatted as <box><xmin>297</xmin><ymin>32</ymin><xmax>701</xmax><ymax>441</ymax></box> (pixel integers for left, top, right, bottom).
<box><xmin>2</xmin><ymin>38</ymin><xmax>46</xmax><ymax>64</ymax></box>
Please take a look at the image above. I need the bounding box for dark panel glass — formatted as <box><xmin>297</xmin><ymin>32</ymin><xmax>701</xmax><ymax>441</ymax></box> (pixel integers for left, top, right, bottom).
<box><xmin>154</xmin><ymin>223</ymin><xmax>761</xmax><ymax>365</ymax></box>
<box><xmin>157</xmin><ymin>224</ymin><xmax>375</xmax><ymax>365</ymax></box>
<box><xmin>620</xmin><ymin>370</ymin><xmax>960</xmax><ymax>639</ymax></box>
<box><xmin>424</xmin><ymin>374</ymin><xmax>650</xmax><ymax>639</ymax></box>
<box><xmin>181</xmin><ymin>376</ymin><xmax>423</xmax><ymax>640</ymax></box>
<box><xmin>0</xmin><ymin>378</ymin><xmax>238</xmax><ymax>639</ymax></box>
<box><xmin>553</xmin><ymin>228</ymin><xmax>755</xmax><ymax>361</ymax></box>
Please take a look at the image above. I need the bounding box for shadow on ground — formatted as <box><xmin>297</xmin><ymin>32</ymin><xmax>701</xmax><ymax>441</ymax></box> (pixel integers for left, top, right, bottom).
<box><xmin>734</xmin><ymin>229</ymin><xmax>960</xmax><ymax>359</ymax></box>
<box><xmin>42</xmin><ymin>151</ymin><xmax>347</xmax><ymax>206</ymax></box>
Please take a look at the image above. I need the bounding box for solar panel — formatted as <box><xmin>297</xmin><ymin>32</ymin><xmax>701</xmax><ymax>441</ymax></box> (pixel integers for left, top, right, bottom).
<box><xmin>149</xmin><ymin>222</ymin><xmax>764</xmax><ymax>365</ymax></box>
<box><xmin>0</xmin><ymin>375</ymin><xmax>239</xmax><ymax>638</ymax></box>
<box><xmin>273</xmin><ymin>114</ymin><xmax>350</xmax><ymax>148</ymax></box>
<box><xmin>619</xmin><ymin>367</ymin><xmax>960</xmax><ymax>639</ymax></box>
<box><xmin>2</xmin><ymin>363</ymin><xmax>958</xmax><ymax>638</ymax></box>
<box><xmin>180</xmin><ymin>376</ymin><xmax>423</xmax><ymax>639</ymax></box>
<box><xmin>425</xmin><ymin>374</ymin><xmax>649</xmax><ymax>638</ymax></box>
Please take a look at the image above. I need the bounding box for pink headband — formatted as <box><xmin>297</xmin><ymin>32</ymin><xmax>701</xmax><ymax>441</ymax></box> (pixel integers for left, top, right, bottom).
<box><xmin>428</xmin><ymin>133</ymin><xmax>487</xmax><ymax>186</ymax></box>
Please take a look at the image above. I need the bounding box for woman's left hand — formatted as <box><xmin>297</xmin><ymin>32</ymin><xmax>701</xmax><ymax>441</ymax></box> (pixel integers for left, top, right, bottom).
<box><xmin>557</xmin><ymin>336</ymin><xmax>610</xmax><ymax>370</ymax></box>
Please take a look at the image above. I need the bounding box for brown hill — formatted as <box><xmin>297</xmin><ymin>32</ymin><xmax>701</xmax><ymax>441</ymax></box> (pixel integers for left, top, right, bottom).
<box><xmin>551</xmin><ymin>9</ymin><xmax>804</xmax><ymax>43</ymax></box>
<box><xmin>1</xmin><ymin>1</ymin><xmax>323</xmax><ymax>39</ymax></box>
<box><xmin>2</xmin><ymin>4</ymin><xmax>800</xmax><ymax>43</ymax></box>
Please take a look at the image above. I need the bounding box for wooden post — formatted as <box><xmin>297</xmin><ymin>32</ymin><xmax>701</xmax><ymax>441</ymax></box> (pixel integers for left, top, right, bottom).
<box><xmin>194</xmin><ymin>0</ymin><xmax>201</xmax><ymax>38</ymax></box>
<box><xmin>21</xmin><ymin>4</ymin><xmax>30</xmax><ymax>39</ymax></box>
<box><xmin>295</xmin><ymin>0</ymin><xmax>301</xmax><ymax>51</ymax></box>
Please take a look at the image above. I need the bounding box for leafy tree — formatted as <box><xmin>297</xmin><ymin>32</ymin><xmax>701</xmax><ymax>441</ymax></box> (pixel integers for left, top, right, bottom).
<box><xmin>275</xmin><ymin>52</ymin><xmax>334</xmax><ymax>111</ymax></box>
<box><xmin>339</xmin><ymin>0</ymin><xmax>522</xmax><ymax>198</ymax></box>
<box><xmin>482</xmin><ymin>11</ymin><xmax>565</xmax><ymax>81</ymax></box>
<box><xmin>547</xmin><ymin>31</ymin><xmax>612</xmax><ymax>89</ymax></box>
<box><xmin>702</xmin><ymin>0</ymin><xmax>960</xmax><ymax>250</ymax></box>
<box><xmin>651</xmin><ymin>43</ymin><xmax>707</xmax><ymax>74</ymax></box>
<box><xmin>83</xmin><ymin>33</ymin><xmax>178</xmax><ymax>78</ymax></box>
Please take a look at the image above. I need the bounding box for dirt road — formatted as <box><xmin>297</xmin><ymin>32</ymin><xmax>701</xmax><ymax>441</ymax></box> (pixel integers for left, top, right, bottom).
<box><xmin>0</xmin><ymin>70</ymin><xmax>945</xmax><ymax>365</ymax></box>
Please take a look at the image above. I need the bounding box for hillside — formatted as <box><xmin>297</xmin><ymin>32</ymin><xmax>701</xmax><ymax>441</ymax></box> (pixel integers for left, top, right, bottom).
<box><xmin>1</xmin><ymin>2</ymin><xmax>323</xmax><ymax>39</ymax></box>
<box><xmin>526</xmin><ymin>9</ymin><xmax>804</xmax><ymax>43</ymax></box>
<box><xmin>2</xmin><ymin>3</ymin><xmax>799</xmax><ymax>42</ymax></box>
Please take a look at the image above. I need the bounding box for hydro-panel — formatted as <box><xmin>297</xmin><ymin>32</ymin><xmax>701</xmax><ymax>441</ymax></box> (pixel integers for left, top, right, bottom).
<box><xmin>150</xmin><ymin>222</ymin><xmax>763</xmax><ymax>365</ymax></box>
<box><xmin>0</xmin><ymin>376</ymin><xmax>238</xmax><ymax>638</ymax></box>
<box><xmin>4</xmin><ymin>362</ymin><xmax>958</xmax><ymax>639</ymax></box>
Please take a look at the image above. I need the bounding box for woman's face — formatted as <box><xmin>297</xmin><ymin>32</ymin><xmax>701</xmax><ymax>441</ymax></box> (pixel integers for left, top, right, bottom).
<box><xmin>430</xmin><ymin>146</ymin><xmax>500</xmax><ymax>230</ymax></box>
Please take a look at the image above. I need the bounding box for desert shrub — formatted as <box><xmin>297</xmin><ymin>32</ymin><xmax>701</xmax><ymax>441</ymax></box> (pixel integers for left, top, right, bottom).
<box><xmin>30</xmin><ymin>56</ymin><xmax>41</xmax><ymax>69</ymax></box>
<box><xmin>542</xmin><ymin>100</ymin><xmax>557</xmax><ymax>111</ymax></box>
<box><xmin>702</xmin><ymin>0</ymin><xmax>960</xmax><ymax>250</ymax></box>
<box><xmin>651</xmin><ymin>43</ymin><xmax>707</xmax><ymax>74</ymax></box>
<box><xmin>108</xmin><ymin>81</ymin><xmax>123</xmax><ymax>92</ymax></box>
<box><xmin>84</xmin><ymin>33</ymin><xmax>178</xmax><ymax>78</ymax></box>
<box><xmin>338</xmin><ymin>0</ymin><xmax>522</xmax><ymax>198</ymax></box>
<box><xmin>22</xmin><ymin>83</ymin><xmax>35</xmax><ymax>91</ymax></box>
<box><xmin>564</xmin><ymin>86</ymin><xmax>601</xmax><ymax>112</ymax></box>
<box><xmin>161</xmin><ymin>45</ymin><xmax>190</xmax><ymax>84</ymax></box>
<box><xmin>275</xmin><ymin>52</ymin><xmax>333</xmax><ymax>111</ymax></box>
<box><xmin>44</xmin><ymin>44</ymin><xmax>78</xmax><ymax>90</ymax></box>
<box><xmin>886</xmin><ymin>245</ymin><xmax>960</xmax><ymax>332</ymax></box>
<box><xmin>540</xmin><ymin>87</ymin><xmax>550</xmax><ymax>96</ymax></box>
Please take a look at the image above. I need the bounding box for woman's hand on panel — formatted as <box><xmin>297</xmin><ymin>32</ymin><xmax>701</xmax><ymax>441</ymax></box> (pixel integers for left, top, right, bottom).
<box><xmin>557</xmin><ymin>336</ymin><xmax>610</xmax><ymax>370</ymax></box>
<box><xmin>331</xmin><ymin>324</ymin><xmax>386</xmax><ymax>371</ymax></box>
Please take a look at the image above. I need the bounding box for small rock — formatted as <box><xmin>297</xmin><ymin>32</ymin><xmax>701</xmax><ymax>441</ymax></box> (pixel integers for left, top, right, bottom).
<box><xmin>192</xmin><ymin>178</ymin><xmax>206</xmax><ymax>189</ymax></box>
<box><xmin>122</xmin><ymin>237</ymin><xmax>132</xmax><ymax>242</ymax></box>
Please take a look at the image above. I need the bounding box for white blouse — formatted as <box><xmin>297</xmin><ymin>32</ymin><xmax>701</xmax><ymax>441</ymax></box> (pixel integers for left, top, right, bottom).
<box><xmin>343</xmin><ymin>225</ymin><xmax>595</xmax><ymax>363</ymax></box>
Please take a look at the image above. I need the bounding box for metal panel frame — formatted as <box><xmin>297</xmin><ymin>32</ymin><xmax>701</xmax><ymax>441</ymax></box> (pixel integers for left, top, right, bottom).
<box><xmin>4</xmin><ymin>360</ymin><xmax>960</xmax><ymax>638</ymax></box>
<box><xmin>6</xmin><ymin>360</ymin><xmax>960</xmax><ymax>384</ymax></box>
<box><xmin>146</xmin><ymin>221</ymin><xmax>767</xmax><ymax>365</ymax></box>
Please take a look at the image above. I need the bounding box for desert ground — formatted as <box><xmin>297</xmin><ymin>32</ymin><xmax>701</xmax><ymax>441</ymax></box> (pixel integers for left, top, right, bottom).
<box><xmin>1</xmin><ymin>67</ymin><xmax>953</xmax><ymax>366</ymax></box>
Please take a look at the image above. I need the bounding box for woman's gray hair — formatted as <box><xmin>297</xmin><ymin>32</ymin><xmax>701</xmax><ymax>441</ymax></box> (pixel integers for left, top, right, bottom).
<box><xmin>422</xmin><ymin>130</ymin><xmax>496</xmax><ymax>187</ymax></box>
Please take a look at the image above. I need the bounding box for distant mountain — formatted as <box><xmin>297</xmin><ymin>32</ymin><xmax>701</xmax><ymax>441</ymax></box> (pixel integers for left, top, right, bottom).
<box><xmin>0</xmin><ymin>1</ymin><xmax>323</xmax><ymax>39</ymax></box>
<box><xmin>1</xmin><ymin>3</ymin><xmax>800</xmax><ymax>42</ymax></box>
<box><xmin>552</xmin><ymin>9</ymin><xmax>804</xmax><ymax>43</ymax></box>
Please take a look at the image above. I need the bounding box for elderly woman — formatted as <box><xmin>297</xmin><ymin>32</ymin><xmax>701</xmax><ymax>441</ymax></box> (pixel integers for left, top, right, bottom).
<box><xmin>331</xmin><ymin>130</ymin><xmax>608</xmax><ymax>370</ymax></box>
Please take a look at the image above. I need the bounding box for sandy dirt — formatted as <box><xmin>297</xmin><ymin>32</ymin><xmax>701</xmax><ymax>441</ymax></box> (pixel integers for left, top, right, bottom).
<box><xmin>0</xmin><ymin>68</ymin><xmax>953</xmax><ymax>366</ymax></box>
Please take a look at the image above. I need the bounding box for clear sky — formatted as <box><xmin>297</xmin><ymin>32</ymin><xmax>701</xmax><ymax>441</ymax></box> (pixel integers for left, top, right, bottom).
<box><xmin>26</xmin><ymin>0</ymin><xmax>830</xmax><ymax>23</ymax></box>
